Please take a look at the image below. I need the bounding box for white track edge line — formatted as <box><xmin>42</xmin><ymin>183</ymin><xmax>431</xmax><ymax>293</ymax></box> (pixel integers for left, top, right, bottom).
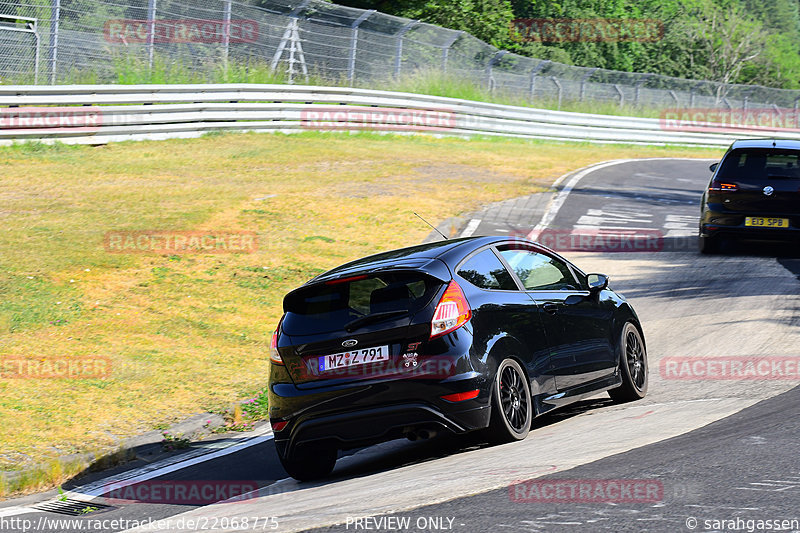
<box><xmin>460</xmin><ymin>218</ymin><xmax>481</xmax><ymax>237</ymax></box>
<box><xmin>69</xmin><ymin>428</ymin><xmax>274</xmax><ymax>499</ymax></box>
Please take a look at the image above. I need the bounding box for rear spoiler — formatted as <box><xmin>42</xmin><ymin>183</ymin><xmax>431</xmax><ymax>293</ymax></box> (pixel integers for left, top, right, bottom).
<box><xmin>309</xmin><ymin>257</ymin><xmax>451</xmax><ymax>285</ymax></box>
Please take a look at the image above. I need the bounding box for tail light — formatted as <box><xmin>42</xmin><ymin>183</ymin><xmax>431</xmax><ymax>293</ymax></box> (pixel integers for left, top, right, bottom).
<box><xmin>430</xmin><ymin>281</ymin><xmax>471</xmax><ymax>339</ymax></box>
<box><xmin>269</xmin><ymin>317</ymin><xmax>284</xmax><ymax>365</ymax></box>
<box><xmin>709</xmin><ymin>180</ymin><xmax>737</xmax><ymax>192</ymax></box>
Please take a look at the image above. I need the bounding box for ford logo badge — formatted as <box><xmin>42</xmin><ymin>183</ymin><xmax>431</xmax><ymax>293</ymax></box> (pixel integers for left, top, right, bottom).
<box><xmin>342</xmin><ymin>339</ymin><xmax>358</xmax><ymax>348</ymax></box>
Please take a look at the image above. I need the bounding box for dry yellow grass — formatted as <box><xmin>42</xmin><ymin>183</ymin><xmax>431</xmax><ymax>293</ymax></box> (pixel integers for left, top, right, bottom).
<box><xmin>0</xmin><ymin>131</ymin><xmax>720</xmax><ymax>492</ymax></box>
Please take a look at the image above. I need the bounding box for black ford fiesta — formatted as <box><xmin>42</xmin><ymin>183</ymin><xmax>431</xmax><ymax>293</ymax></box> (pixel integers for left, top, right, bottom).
<box><xmin>268</xmin><ymin>236</ymin><xmax>647</xmax><ymax>480</ymax></box>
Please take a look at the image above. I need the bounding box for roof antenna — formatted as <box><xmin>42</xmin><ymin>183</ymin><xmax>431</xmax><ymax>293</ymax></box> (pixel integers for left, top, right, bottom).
<box><xmin>414</xmin><ymin>212</ymin><xmax>448</xmax><ymax>241</ymax></box>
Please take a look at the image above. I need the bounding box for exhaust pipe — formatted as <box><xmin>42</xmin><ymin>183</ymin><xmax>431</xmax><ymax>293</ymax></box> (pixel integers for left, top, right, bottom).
<box><xmin>404</xmin><ymin>428</ymin><xmax>437</xmax><ymax>441</ymax></box>
<box><xmin>417</xmin><ymin>429</ymin><xmax>437</xmax><ymax>440</ymax></box>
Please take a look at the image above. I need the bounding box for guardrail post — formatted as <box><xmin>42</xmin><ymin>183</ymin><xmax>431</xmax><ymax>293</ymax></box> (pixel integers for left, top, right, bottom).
<box><xmin>614</xmin><ymin>84</ymin><xmax>624</xmax><ymax>108</ymax></box>
<box><xmin>441</xmin><ymin>31</ymin><xmax>463</xmax><ymax>73</ymax></box>
<box><xmin>146</xmin><ymin>0</ymin><xmax>157</xmax><ymax>74</ymax></box>
<box><xmin>552</xmin><ymin>76</ymin><xmax>563</xmax><ymax>110</ymax></box>
<box><xmin>32</xmin><ymin>19</ymin><xmax>40</xmax><ymax>84</ymax></box>
<box><xmin>634</xmin><ymin>74</ymin><xmax>650</xmax><ymax>108</ymax></box>
<box><xmin>394</xmin><ymin>20</ymin><xmax>419</xmax><ymax>79</ymax></box>
<box><xmin>528</xmin><ymin>60</ymin><xmax>550</xmax><ymax>102</ymax></box>
<box><xmin>579</xmin><ymin>68</ymin><xmax>598</xmax><ymax>102</ymax></box>
<box><xmin>690</xmin><ymin>82</ymin><xmax>704</xmax><ymax>108</ymax></box>
<box><xmin>49</xmin><ymin>0</ymin><xmax>60</xmax><ymax>84</ymax></box>
<box><xmin>741</xmin><ymin>86</ymin><xmax>757</xmax><ymax>113</ymax></box>
<box><xmin>486</xmin><ymin>50</ymin><xmax>508</xmax><ymax>93</ymax></box>
<box><xmin>348</xmin><ymin>10</ymin><xmax>374</xmax><ymax>86</ymax></box>
<box><xmin>222</xmin><ymin>0</ymin><xmax>232</xmax><ymax>70</ymax></box>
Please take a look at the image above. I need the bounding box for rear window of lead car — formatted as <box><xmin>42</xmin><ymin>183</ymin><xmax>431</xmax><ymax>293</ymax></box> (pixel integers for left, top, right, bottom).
<box><xmin>718</xmin><ymin>149</ymin><xmax>800</xmax><ymax>182</ymax></box>
<box><xmin>282</xmin><ymin>272</ymin><xmax>441</xmax><ymax>335</ymax></box>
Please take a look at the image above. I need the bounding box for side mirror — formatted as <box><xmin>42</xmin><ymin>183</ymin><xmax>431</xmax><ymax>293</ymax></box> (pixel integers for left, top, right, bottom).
<box><xmin>709</xmin><ymin>162</ymin><xmax>719</xmax><ymax>172</ymax></box>
<box><xmin>587</xmin><ymin>273</ymin><xmax>609</xmax><ymax>294</ymax></box>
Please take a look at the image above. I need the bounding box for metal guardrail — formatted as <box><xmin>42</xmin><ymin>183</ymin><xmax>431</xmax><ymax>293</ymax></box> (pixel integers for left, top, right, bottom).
<box><xmin>3</xmin><ymin>0</ymin><xmax>799</xmax><ymax>114</ymax></box>
<box><xmin>1</xmin><ymin>83</ymin><xmax>796</xmax><ymax>147</ymax></box>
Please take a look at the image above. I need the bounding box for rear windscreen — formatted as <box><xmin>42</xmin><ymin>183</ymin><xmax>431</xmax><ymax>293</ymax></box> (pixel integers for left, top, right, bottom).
<box><xmin>282</xmin><ymin>272</ymin><xmax>441</xmax><ymax>335</ymax></box>
<box><xmin>718</xmin><ymin>149</ymin><xmax>800</xmax><ymax>182</ymax></box>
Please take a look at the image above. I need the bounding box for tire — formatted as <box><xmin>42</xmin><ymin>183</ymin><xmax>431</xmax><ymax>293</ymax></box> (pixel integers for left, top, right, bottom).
<box><xmin>278</xmin><ymin>444</ymin><xmax>337</xmax><ymax>481</ymax></box>
<box><xmin>609</xmin><ymin>322</ymin><xmax>648</xmax><ymax>403</ymax></box>
<box><xmin>487</xmin><ymin>358</ymin><xmax>532</xmax><ymax>443</ymax></box>
<box><xmin>698</xmin><ymin>234</ymin><xmax>719</xmax><ymax>254</ymax></box>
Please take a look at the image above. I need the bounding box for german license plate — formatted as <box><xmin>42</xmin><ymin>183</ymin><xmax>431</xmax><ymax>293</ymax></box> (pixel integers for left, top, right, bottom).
<box><xmin>745</xmin><ymin>217</ymin><xmax>789</xmax><ymax>228</ymax></box>
<box><xmin>319</xmin><ymin>345</ymin><xmax>389</xmax><ymax>371</ymax></box>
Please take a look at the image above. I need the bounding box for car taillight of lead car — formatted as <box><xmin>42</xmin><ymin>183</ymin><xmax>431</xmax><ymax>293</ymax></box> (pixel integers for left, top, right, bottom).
<box><xmin>269</xmin><ymin>317</ymin><xmax>284</xmax><ymax>365</ymax></box>
<box><xmin>430</xmin><ymin>281</ymin><xmax>471</xmax><ymax>338</ymax></box>
<box><xmin>708</xmin><ymin>179</ymin><xmax>737</xmax><ymax>192</ymax></box>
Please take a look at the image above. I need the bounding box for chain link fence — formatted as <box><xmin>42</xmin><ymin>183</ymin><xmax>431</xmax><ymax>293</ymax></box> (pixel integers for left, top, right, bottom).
<box><xmin>1</xmin><ymin>0</ymin><xmax>799</xmax><ymax>111</ymax></box>
<box><xmin>0</xmin><ymin>13</ymin><xmax>40</xmax><ymax>83</ymax></box>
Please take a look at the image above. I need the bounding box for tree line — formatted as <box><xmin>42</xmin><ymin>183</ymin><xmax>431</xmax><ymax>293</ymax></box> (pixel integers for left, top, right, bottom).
<box><xmin>330</xmin><ymin>0</ymin><xmax>800</xmax><ymax>89</ymax></box>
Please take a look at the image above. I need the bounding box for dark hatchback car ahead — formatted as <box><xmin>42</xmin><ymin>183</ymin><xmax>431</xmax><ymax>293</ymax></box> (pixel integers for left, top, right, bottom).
<box><xmin>700</xmin><ymin>138</ymin><xmax>800</xmax><ymax>253</ymax></box>
<box><xmin>268</xmin><ymin>236</ymin><xmax>647</xmax><ymax>480</ymax></box>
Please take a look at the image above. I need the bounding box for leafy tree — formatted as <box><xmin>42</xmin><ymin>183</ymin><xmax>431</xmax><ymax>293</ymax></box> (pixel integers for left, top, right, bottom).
<box><xmin>311</xmin><ymin>0</ymin><xmax>516</xmax><ymax>47</ymax></box>
<box><xmin>301</xmin><ymin>0</ymin><xmax>800</xmax><ymax>88</ymax></box>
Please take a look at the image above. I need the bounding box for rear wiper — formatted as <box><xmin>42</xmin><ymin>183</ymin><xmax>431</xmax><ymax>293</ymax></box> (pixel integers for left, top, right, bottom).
<box><xmin>766</xmin><ymin>174</ymin><xmax>797</xmax><ymax>180</ymax></box>
<box><xmin>344</xmin><ymin>310</ymin><xmax>408</xmax><ymax>332</ymax></box>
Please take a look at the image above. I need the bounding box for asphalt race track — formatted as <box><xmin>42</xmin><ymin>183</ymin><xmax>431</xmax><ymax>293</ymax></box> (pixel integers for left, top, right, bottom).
<box><xmin>2</xmin><ymin>159</ymin><xmax>798</xmax><ymax>533</ymax></box>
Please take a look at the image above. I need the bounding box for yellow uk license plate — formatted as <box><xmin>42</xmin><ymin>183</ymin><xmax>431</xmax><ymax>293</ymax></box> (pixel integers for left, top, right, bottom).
<box><xmin>745</xmin><ymin>217</ymin><xmax>789</xmax><ymax>228</ymax></box>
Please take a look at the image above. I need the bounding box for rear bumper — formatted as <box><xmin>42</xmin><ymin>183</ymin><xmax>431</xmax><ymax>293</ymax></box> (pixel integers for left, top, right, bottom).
<box><xmin>700</xmin><ymin>207</ymin><xmax>800</xmax><ymax>242</ymax></box>
<box><xmin>700</xmin><ymin>224</ymin><xmax>800</xmax><ymax>242</ymax></box>
<box><xmin>269</xmin><ymin>363</ymin><xmax>491</xmax><ymax>457</ymax></box>
<box><xmin>272</xmin><ymin>401</ymin><xmax>489</xmax><ymax>458</ymax></box>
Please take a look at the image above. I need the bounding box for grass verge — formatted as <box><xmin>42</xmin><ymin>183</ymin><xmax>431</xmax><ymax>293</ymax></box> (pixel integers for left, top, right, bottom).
<box><xmin>0</xmin><ymin>131</ymin><xmax>720</xmax><ymax>496</ymax></box>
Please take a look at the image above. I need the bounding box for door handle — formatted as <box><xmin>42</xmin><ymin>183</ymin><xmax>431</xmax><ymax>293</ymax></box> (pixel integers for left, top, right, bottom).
<box><xmin>542</xmin><ymin>302</ymin><xmax>559</xmax><ymax>314</ymax></box>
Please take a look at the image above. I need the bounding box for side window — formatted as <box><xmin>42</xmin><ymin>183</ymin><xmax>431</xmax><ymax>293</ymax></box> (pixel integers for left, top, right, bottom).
<box><xmin>457</xmin><ymin>249</ymin><xmax>518</xmax><ymax>290</ymax></box>
<box><xmin>498</xmin><ymin>248</ymin><xmax>578</xmax><ymax>291</ymax></box>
